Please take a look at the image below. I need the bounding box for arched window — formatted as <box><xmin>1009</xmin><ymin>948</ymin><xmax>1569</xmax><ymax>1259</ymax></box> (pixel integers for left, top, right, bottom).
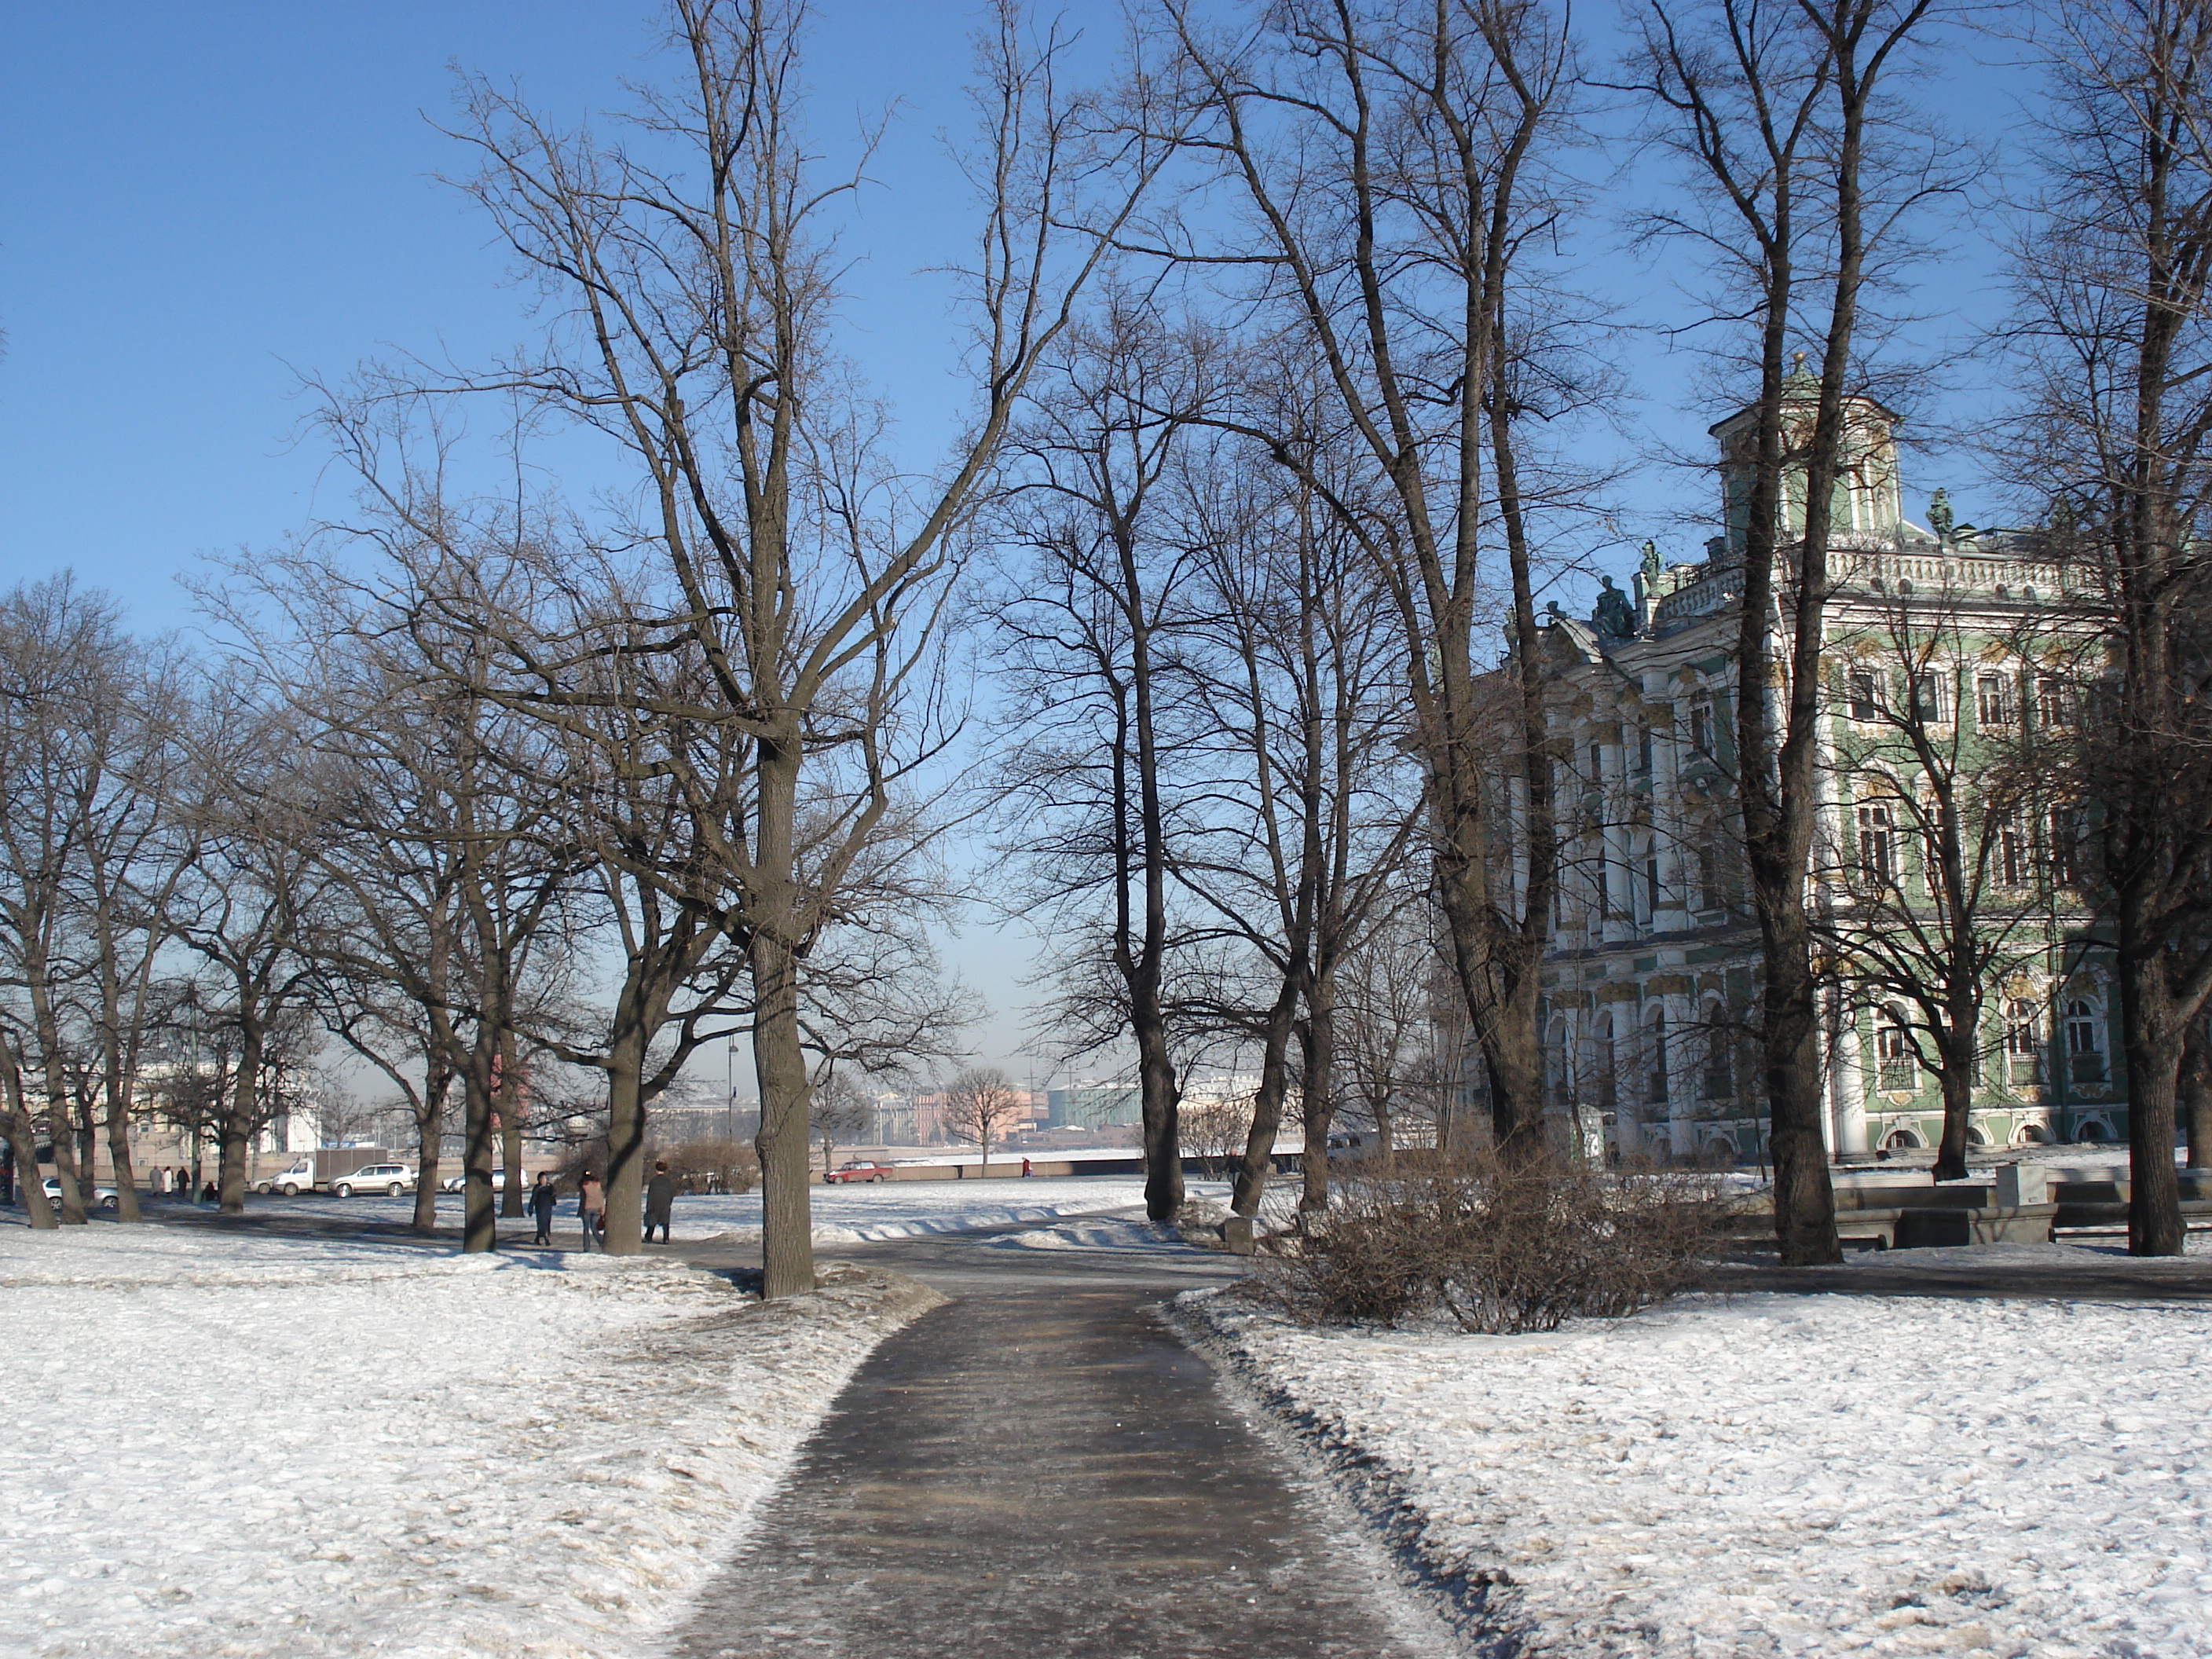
<box><xmin>2004</xmin><ymin>998</ymin><xmax>2044</xmax><ymax>1086</ymax></box>
<box><xmin>2066</xmin><ymin>998</ymin><xmax>2105</xmax><ymax>1082</ymax></box>
<box><xmin>1877</xmin><ymin>1005</ymin><xmax>1917</xmax><ymax>1091</ymax></box>
<box><xmin>1701</xmin><ymin>1002</ymin><xmax>1734</xmax><ymax>1101</ymax></box>
<box><xmin>1545</xmin><ymin>1016</ymin><xmax>1573</xmax><ymax>1109</ymax></box>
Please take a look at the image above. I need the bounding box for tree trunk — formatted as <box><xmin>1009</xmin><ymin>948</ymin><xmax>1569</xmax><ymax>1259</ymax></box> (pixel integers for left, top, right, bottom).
<box><xmin>0</xmin><ymin>1040</ymin><xmax>57</xmax><ymax>1229</ymax></box>
<box><xmin>602</xmin><ymin>1031</ymin><xmax>647</xmax><ymax>1256</ymax></box>
<box><xmin>412</xmin><ymin>1058</ymin><xmax>449</xmax><ymax>1234</ymax></box>
<box><xmin>217</xmin><ymin>1032</ymin><xmax>261</xmax><ymax>1216</ymax></box>
<box><xmin>461</xmin><ymin>1040</ymin><xmax>499</xmax><ymax>1253</ymax></box>
<box><xmin>498</xmin><ymin>1024</ymin><xmax>526</xmax><ymax>1218</ymax></box>
<box><xmin>753</xmin><ymin>932</ymin><xmax>815</xmax><ymax>1297</ymax></box>
<box><xmin>1298</xmin><ymin>972</ymin><xmax>1339</xmax><ymax>1213</ymax></box>
<box><xmin>2119</xmin><ymin>925</ymin><xmax>2185</xmax><ymax>1256</ymax></box>
<box><xmin>1932</xmin><ymin>1032</ymin><xmax>1975</xmax><ymax>1183</ymax></box>
<box><xmin>1757</xmin><ymin>903</ymin><xmax>1841</xmax><ymax>1263</ymax></box>
<box><xmin>1134</xmin><ymin>993</ymin><xmax>1183</xmax><ymax>1221</ymax></box>
<box><xmin>101</xmin><ymin>1064</ymin><xmax>141</xmax><ymax>1223</ymax></box>
<box><xmin>75</xmin><ymin>1092</ymin><xmax>98</xmax><ymax>1203</ymax></box>
<box><xmin>2182</xmin><ymin>1016</ymin><xmax>2212</xmax><ymax>1170</ymax></box>
<box><xmin>1232</xmin><ymin>973</ymin><xmax>1302</xmax><ymax>1217</ymax></box>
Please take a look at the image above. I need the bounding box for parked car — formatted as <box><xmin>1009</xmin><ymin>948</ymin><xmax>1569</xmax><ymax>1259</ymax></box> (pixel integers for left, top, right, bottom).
<box><xmin>823</xmin><ymin>1160</ymin><xmax>895</xmax><ymax>1185</ymax></box>
<box><xmin>41</xmin><ymin>1177</ymin><xmax>119</xmax><ymax>1208</ymax></box>
<box><xmin>329</xmin><ymin>1163</ymin><xmax>416</xmax><ymax>1198</ymax></box>
<box><xmin>254</xmin><ymin>1159</ymin><xmax>317</xmax><ymax>1196</ymax></box>
<box><xmin>438</xmin><ymin>1169</ymin><xmax>509</xmax><ymax>1194</ymax></box>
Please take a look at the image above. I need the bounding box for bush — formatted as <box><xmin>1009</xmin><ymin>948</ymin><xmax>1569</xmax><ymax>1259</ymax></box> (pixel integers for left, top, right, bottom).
<box><xmin>1267</xmin><ymin>1149</ymin><xmax>1720</xmax><ymax>1334</ymax></box>
<box><xmin>659</xmin><ymin>1136</ymin><xmax>758</xmax><ymax>1196</ymax></box>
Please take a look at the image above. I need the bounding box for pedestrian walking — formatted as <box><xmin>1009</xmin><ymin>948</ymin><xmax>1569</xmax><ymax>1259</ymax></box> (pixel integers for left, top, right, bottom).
<box><xmin>577</xmin><ymin>1170</ymin><xmax>604</xmax><ymax>1251</ymax></box>
<box><xmin>1021</xmin><ymin>1156</ymin><xmax>1033</xmax><ymax>1177</ymax></box>
<box><xmin>529</xmin><ymin>1170</ymin><xmax>558</xmax><ymax>1246</ymax></box>
<box><xmin>644</xmin><ymin>1160</ymin><xmax>676</xmax><ymax>1243</ymax></box>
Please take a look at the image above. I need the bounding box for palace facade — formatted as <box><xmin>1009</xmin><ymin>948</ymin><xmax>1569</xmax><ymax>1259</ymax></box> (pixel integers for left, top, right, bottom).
<box><xmin>1520</xmin><ymin>374</ymin><xmax>2121</xmax><ymax>1161</ymax></box>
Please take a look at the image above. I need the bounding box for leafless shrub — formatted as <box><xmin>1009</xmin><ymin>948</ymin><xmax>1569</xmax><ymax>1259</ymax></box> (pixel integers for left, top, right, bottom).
<box><xmin>659</xmin><ymin>1136</ymin><xmax>759</xmax><ymax>1196</ymax></box>
<box><xmin>1266</xmin><ymin>1151</ymin><xmax>1722</xmax><ymax>1334</ymax></box>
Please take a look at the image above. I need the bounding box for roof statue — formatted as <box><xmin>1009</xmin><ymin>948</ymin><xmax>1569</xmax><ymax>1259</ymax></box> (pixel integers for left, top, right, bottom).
<box><xmin>1640</xmin><ymin>539</ymin><xmax>1663</xmax><ymax>581</ymax></box>
<box><xmin>1928</xmin><ymin>488</ymin><xmax>1954</xmax><ymax>548</ymax></box>
<box><xmin>1593</xmin><ymin>573</ymin><xmax>1635</xmax><ymax>639</ymax></box>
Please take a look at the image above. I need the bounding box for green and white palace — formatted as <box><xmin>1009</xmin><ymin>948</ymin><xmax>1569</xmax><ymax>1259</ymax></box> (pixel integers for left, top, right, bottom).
<box><xmin>1514</xmin><ymin>375</ymin><xmax>2118</xmax><ymax>1162</ymax></box>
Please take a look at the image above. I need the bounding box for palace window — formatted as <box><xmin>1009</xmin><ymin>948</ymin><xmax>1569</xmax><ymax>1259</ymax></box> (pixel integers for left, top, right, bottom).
<box><xmin>1637</xmin><ymin>723</ymin><xmax>1654</xmax><ymax>773</ymax></box>
<box><xmin>2038</xmin><ymin>676</ymin><xmax>2072</xmax><ymax>727</ymax></box>
<box><xmin>1690</xmin><ymin>702</ymin><xmax>1712</xmax><ymax>754</ymax></box>
<box><xmin>1911</xmin><ymin>670</ymin><xmax>1946</xmax><ymax>723</ymax></box>
<box><xmin>1701</xmin><ymin>1013</ymin><xmax>1734</xmax><ymax>1101</ymax></box>
<box><xmin>2005</xmin><ymin>998</ymin><xmax>2044</xmax><ymax>1086</ymax></box>
<box><xmin>1848</xmin><ymin>669</ymin><xmax>1881</xmax><ymax>722</ymax></box>
<box><xmin>2067</xmin><ymin>999</ymin><xmax>2105</xmax><ymax>1082</ymax></box>
<box><xmin>1998</xmin><ymin>817</ymin><xmax>2031</xmax><ymax>888</ymax></box>
<box><xmin>1976</xmin><ymin>673</ymin><xmax>2013</xmax><ymax>727</ymax></box>
<box><xmin>1697</xmin><ymin>842</ymin><xmax>1724</xmax><ymax>913</ymax></box>
<box><xmin>1646</xmin><ymin>1009</ymin><xmax>1670</xmax><ymax>1107</ymax></box>
<box><xmin>2048</xmin><ymin>806</ymin><xmax>2082</xmax><ymax>888</ymax></box>
<box><xmin>1857</xmin><ymin>803</ymin><xmax>1898</xmax><ymax>888</ymax></box>
<box><xmin>1877</xmin><ymin>1005</ymin><xmax>1918</xmax><ymax>1091</ymax></box>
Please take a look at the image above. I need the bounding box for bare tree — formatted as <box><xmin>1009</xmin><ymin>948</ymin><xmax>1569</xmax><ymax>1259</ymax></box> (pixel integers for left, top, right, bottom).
<box><xmin>1627</xmin><ymin>0</ymin><xmax>1950</xmax><ymax>1261</ymax></box>
<box><xmin>2000</xmin><ymin>0</ymin><xmax>2212</xmax><ymax>1253</ymax></box>
<box><xmin>357</xmin><ymin>0</ymin><xmax>1167</xmax><ymax>1295</ymax></box>
<box><xmin>0</xmin><ymin>577</ymin><xmax>187</xmax><ymax>1225</ymax></box>
<box><xmin>1171</xmin><ymin>419</ymin><xmax>1420</xmax><ymax>1218</ymax></box>
<box><xmin>163</xmin><ymin>676</ymin><xmax>348</xmax><ymax>1214</ymax></box>
<box><xmin>1158</xmin><ymin>0</ymin><xmax>1586</xmax><ymax>1165</ymax></box>
<box><xmin>810</xmin><ymin>1067</ymin><xmax>874</xmax><ymax>1174</ymax></box>
<box><xmin>942</xmin><ymin>1066</ymin><xmax>1024</xmax><ymax>1174</ymax></box>
<box><xmin>992</xmin><ymin>299</ymin><xmax>1221</xmax><ymax>1221</ymax></box>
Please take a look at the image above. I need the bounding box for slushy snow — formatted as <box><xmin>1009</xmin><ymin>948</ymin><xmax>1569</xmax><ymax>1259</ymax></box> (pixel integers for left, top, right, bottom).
<box><xmin>0</xmin><ymin>1224</ymin><xmax>939</xmax><ymax>1659</ymax></box>
<box><xmin>1181</xmin><ymin>1247</ymin><xmax>2212</xmax><ymax>1657</ymax></box>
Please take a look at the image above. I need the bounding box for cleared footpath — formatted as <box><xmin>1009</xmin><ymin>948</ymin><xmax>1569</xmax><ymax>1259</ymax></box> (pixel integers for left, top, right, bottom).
<box><xmin>667</xmin><ymin>1223</ymin><xmax>1444</xmax><ymax>1659</ymax></box>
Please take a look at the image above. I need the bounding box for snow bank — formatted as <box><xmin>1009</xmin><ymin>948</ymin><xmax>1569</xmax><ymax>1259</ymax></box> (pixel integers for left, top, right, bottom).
<box><xmin>0</xmin><ymin>1226</ymin><xmax>941</xmax><ymax>1659</ymax></box>
<box><xmin>1179</xmin><ymin>1259</ymin><xmax>2212</xmax><ymax>1657</ymax></box>
<box><xmin>983</xmin><ymin>1218</ymin><xmax>1191</xmax><ymax>1252</ymax></box>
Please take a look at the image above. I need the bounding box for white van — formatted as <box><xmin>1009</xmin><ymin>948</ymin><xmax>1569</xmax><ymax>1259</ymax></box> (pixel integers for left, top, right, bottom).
<box><xmin>253</xmin><ymin>1159</ymin><xmax>317</xmax><ymax>1196</ymax></box>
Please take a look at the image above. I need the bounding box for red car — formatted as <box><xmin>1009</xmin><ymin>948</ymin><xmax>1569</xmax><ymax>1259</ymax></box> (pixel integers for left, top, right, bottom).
<box><xmin>823</xmin><ymin>1160</ymin><xmax>895</xmax><ymax>1184</ymax></box>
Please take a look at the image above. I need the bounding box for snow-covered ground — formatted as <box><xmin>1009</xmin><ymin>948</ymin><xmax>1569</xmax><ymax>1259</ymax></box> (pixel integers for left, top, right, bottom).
<box><xmin>1180</xmin><ymin>1246</ymin><xmax>2212</xmax><ymax>1657</ymax></box>
<box><xmin>983</xmin><ymin>1217</ymin><xmax>1192</xmax><ymax>1252</ymax></box>
<box><xmin>216</xmin><ymin>1173</ymin><xmax>1211</xmax><ymax>1244</ymax></box>
<box><xmin>0</xmin><ymin>1225</ymin><xmax>940</xmax><ymax>1659</ymax></box>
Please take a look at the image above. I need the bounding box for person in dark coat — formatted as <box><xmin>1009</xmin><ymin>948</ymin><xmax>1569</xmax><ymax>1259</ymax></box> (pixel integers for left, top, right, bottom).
<box><xmin>529</xmin><ymin>1170</ymin><xmax>558</xmax><ymax>1246</ymax></box>
<box><xmin>644</xmin><ymin>1160</ymin><xmax>676</xmax><ymax>1243</ymax></box>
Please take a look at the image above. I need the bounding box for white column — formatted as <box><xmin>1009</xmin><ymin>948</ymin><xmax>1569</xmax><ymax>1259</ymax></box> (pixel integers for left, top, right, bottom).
<box><xmin>1657</xmin><ymin>994</ymin><xmax>1695</xmax><ymax>1157</ymax></box>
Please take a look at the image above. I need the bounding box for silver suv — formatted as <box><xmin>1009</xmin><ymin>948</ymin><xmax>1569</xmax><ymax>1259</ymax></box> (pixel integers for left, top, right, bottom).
<box><xmin>329</xmin><ymin>1163</ymin><xmax>416</xmax><ymax>1198</ymax></box>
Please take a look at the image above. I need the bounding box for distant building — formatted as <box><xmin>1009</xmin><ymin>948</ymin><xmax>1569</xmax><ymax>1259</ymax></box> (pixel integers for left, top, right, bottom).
<box><xmin>1046</xmin><ymin>1082</ymin><xmax>1142</xmax><ymax>1130</ymax></box>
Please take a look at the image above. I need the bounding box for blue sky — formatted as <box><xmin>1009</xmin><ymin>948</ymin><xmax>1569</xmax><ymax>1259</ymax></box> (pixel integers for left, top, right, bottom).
<box><xmin>0</xmin><ymin>1</ymin><xmax>1028</xmax><ymax>618</ymax></box>
<box><xmin>0</xmin><ymin>2</ymin><xmax>2025</xmax><ymax>1088</ymax></box>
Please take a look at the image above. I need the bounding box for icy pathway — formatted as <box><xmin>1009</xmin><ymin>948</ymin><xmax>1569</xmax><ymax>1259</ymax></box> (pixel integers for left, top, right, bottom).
<box><xmin>665</xmin><ymin>1223</ymin><xmax>1454</xmax><ymax>1659</ymax></box>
